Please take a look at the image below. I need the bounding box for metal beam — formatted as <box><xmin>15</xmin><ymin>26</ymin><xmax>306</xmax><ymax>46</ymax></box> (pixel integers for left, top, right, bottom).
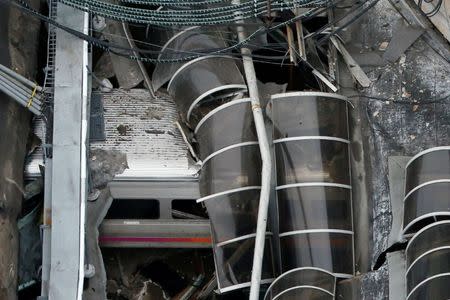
<box><xmin>49</xmin><ymin>4</ymin><xmax>89</xmax><ymax>300</ymax></box>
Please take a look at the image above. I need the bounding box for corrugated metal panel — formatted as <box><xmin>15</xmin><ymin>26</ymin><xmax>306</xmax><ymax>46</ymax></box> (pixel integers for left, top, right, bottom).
<box><xmin>26</xmin><ymin>89</ymin><xmax>198</xmax><ymax>180</ymax></box>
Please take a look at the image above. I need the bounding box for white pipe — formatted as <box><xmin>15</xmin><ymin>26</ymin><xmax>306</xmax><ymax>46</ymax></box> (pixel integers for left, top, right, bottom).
<box><xmin>0</xmin><ymin>63</ymin><xmax>43</xmax><ymax>91</ymax></box>
<box><xmin>231</xmin><ymin>2</ymin><xmax>273</xmax><ymax>299</ymax></box>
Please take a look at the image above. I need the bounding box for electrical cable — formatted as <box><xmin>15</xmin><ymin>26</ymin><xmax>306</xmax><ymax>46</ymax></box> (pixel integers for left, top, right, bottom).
<box><xmin>6</xmin><ymin>0</ymin><xmax>369</xmax><ymax>63</ymax></box>
<box><xmin>418</xmin><ymin>0</ymin><xmax>443</xmax><ymax>17</ymax></box>
<box><xmin>5</xmin><ymin>0</ymin><xmax>328</xmax><ymax>62</ymax></box>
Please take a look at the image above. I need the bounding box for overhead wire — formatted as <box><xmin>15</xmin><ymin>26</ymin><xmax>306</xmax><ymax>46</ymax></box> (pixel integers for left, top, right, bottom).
<box><xmin>6</xmin><ymin>0</ymin><xmax>376</xmax><ymax>64</ymax></box>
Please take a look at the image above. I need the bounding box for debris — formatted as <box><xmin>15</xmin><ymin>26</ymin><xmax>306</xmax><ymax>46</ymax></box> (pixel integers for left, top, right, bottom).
<box><xmin>99</xmin><ymin>78</ymin><xmax>113</xmax><ymax>93</ymax></box>
<box><xmin>330</xmin><ymin>37</ymin><xmax>372</xmax><ymax>88</ymax></box>
<box><xmin>379</xmin><ymin>41</ymin><xmax>389</xmax><ymax>51</ymax></box>
<box><xmin>89</xmin><ymin>149</ymin><xmax>128</xmax><ymax>189</ymax></box>
<box><xmin>117</xmin><ymin>124</ymin><xmax>130</xmax><ymax>135</ymax></box>
<box><xmin>382</xmin><ymin>21</ymin><xmax>424</xmax><ymax>62</ymax></box>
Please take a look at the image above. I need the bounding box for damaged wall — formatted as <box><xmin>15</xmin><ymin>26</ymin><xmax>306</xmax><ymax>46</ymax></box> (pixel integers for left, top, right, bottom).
<box><xmin>0</xmin><ymin>1</ymin><xmax>41</xmax><ymax>299</ymax></box>
<box><xmin>335</xmin><ymin>0</ymin><xmax>450</xmax><ymax>297</ymax></box>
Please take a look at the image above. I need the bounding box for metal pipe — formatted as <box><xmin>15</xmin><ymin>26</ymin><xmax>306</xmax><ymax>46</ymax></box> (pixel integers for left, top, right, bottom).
<box><xmin>231</xmin><ymin>2</ymin><xmax>273</xmax><ymax>299</ymax></box>
<box><xmin>121</xmin><ymin>22</ymin><xmax>156</xmax><ymax>98</ymax></box>
<box><xmin>0</xmin><ymin>80</ymin><xmax>42</xmax><ymax>112</ymax></box>
<box><xmin>0</xmin><ymin>73</ymin><xmax>43</xmax><ymax>103</ymax></box>
<box><xmin>0</xmin><ymin>70</ymin><xmax>43</xmax><ymax>105</ymax></box>
<box><xmin>0</xmin><ymin>63</ymin><xmax>43</xmax><ymax>91</ymax></box>
<box><xmin>0</xmin><ymin>79</ymin><xmax>41</xmax><ymax>114</ymax></box>
<box><xmin>0</xmin><ymin>76</ymin><xmax>43</xmax><ymax>108</ymax></box>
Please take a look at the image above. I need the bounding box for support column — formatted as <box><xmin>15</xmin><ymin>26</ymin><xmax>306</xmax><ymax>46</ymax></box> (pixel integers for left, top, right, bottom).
<box><xmin>49</xmin><ymin>4</ymin><xmax>89</xmax><ymax>300</ymax></box>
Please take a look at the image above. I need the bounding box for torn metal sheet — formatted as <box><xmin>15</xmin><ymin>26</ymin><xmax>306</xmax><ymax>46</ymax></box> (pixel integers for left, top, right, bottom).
<box><xmin>382</xmin><ymin>21</ymin><xmax>424</xmax><ymax>63</ymax></box>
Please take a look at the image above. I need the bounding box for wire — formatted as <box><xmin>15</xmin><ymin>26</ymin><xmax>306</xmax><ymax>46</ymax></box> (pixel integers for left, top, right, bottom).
<box><xmin>7</xmin><ymin>0</ymin><xmax>371</xmax><ymax>64</ymax></box>
<box><xmin>317</xmin><ymin>0</ymin><xmax>381</xmax><ymax>45</ymax></box>
<box><xmin>418</xmin><ymin>0</ymin><xmax>443</xmax><ymax>17</ymax></box>
<box><xmin>5</xmin><ymin>0</ymin><xmax>334</xmax><ymax>63</ymax></box>
<box><xmin>348</xmin><ymin>94</ymin><xmax>450</xmax><ymax>104</ymax></box>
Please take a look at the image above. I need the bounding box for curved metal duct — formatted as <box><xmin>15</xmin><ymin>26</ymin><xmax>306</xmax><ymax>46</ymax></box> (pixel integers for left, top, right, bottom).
<box><xmin>402</xmin><ymin>146</ymin><xmax>450</xmax><ymax>235</ymax></box>
<box><xmin>264</xmin><ymin>267</ymin><xmax>336</xmax><ymax>300</ymax></box>
<box><xmin>194</xmin><ymin>98</ymin><xmax>257</xmax><ymax>159</ymax></box>
<box><xmin>195</xmin><ymin>100</ymin><xmax>275</xmax><ymax>293</ymax></box>
<box><xmin>405</xmin><ymin>220</ymin><xmax>450</xmax><ymax>300</ymax></box>
<box><xmin>270</xmin><ymin>92</ymin><xmax>354</xmax><ymax>278</ymax></box>
<box><xmin>167</xmin><ymin>55</ymin><xmax>247</xmax><ymax>126</ymax></box>
<box><xmin>151</xmin><ymin>26</ymin><xmax>227</xmax><ymax>91</ymax></box>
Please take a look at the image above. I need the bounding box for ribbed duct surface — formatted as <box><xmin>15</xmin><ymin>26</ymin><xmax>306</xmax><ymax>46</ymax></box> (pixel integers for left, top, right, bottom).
<box><xmin>155</xmin><ymin>29</ymin><xmax>275</xmax><ymax>292</ymax></box>
<box><xmin>270</xmin><ymin>92</ymin><xmax>354</xmax><ymax>278</ymax></box>
<box><xmin>264</xmin><ymin>267</ymin><xmax>336</xmax><ymax>300</ymax></box>
<box><xmin>402</xmin><ymin>147</ymin><xmax>450</xmax><ymax>235</ymax></box>
<box><xmin>405</xmin><ymin>221</ymin><xmax>450</xmax><ymax>300</ymax></box>
<box><xmin>195</xmin><ymin>103</ymin><xmax>275</xmax><ymax>292</ymax></box>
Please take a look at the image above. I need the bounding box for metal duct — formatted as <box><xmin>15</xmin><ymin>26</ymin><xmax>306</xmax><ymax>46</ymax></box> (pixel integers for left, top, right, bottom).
<box><xmin>264</xmin><ymin>267</ymin><xmax>336</xmax><ymax>300</ymax></box>
<box><xmin>270</xmin><ymin>92</ymin><xmax>354</xmax><ymax>278</ymax></box>
<box><xmin>405</xmin><ymin>220</ymin><xmax>450</xmax><ymax>300</ymax></box>
<box><xmin>194</xmin><ymin>99</ymin><xmax>257</xmax><ymax>160</ymax></box>
<box><xmin>153</xmin><ymin>26</ymin><xmax>273</xmax><ymax>293</ymax></box>
<box><xmin>151</xmin><ymin>26</ymin><xmax>227</xmax><ymax>91</ymax></box>
<box><xmin>195</xmin><ymin>101</ymin><xmax>275</xmax><ymax>293</ymax></box>
<box><xmin>167</xmin><ymin>55</ymin><xmax>247</xmax><ymax>126</ymax></box>
<box><xmin>402</xmin><ymin>147</ymin><xmax>450</xmax><ymax>235</ymax></box>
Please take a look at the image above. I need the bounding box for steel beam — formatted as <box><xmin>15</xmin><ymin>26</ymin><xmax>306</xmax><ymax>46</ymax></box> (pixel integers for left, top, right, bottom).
<box><xmin>48</xmin><ymin>4</ymin><xmax>89</xmax><ymax>300</ymax></box>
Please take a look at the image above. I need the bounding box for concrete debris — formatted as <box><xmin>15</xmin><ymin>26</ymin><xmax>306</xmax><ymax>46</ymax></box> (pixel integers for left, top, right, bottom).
<box><xmin>89</xmin><ymin>148</ymin><xmax>128</xmax><ymax>189</ymax></box>
<box><xmin>382</xmin><ymin>21</ymin><xmax>424</xmax><ymax>63</ymax></box>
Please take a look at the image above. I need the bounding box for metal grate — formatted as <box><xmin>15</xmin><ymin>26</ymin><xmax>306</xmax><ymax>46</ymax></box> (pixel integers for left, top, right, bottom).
<box><xmin>43</xmin><ymin>0</ymin><xmax>58</xmax><ymax>95</ymax></box>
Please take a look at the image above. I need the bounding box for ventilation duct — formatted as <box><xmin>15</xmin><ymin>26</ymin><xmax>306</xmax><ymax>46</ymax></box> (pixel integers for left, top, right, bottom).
<box><xmin>167</xmin><ymin>55</ymin><xmax>247</xmax><ymax>126</ymax></box>
<box><xmin>195</xmin><ymin>101</ymin><xmax>275</xmax><ymax>293</ymax></box>
<box><xmin>269</xmin><ymin>92</ymin><xmax>354</xmax><ymax>278</ymax></box>
<box><xmin>264</xmin><ymin>267</ymin><xmax>336</xmax><ymax>300</ymax></box>
<box><xmin>405</xmin><ymin>220</ymin><xmax>450</xmax><ymax>300</ymax></box>
<box><xmin>153</xmin><ymin>29</ymin><xmax>275</xmax><ymax>292</ymax></box>
<box><xmin>151</xmin><ymin>26</ymin><xmax>228</xmax><ymax>91</ymax></box>
<box><xmin>402</xmin><ymin>147</ymin><xmax>450</xmax><ymax>235</ymax></box>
